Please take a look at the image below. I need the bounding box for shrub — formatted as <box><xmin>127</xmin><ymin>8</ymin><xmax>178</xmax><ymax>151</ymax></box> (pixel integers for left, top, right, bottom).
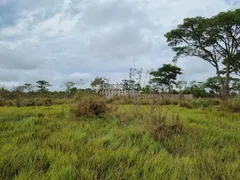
<box><xmin>109</xmin><ymin>95</ymin><xmax>134</xmax><ymax>105</ymax></box>
<box><xmin>6</xmin><ymin>100</ymin><xmax>15</xmax><ymax>106</ymax></box>
<box><xmin>179</xmin><ymin>100</ymin><xmax>194</xmax><ymax>109</ymax></box>
<box><xmin>205</xmin><ymin>98</ymin><xmax>222</xmax><ymax>106</ymax></box>
<box><xmin>144</xmin><ymin>105</ymin><xmax>185</xmax><ymax>140</ymax></box>
<box><xmin>44</xmin><ymin>98</ymin><xmax>53</xmax><ymax>106</ymax></box>
<box><xmin>22</xmin><ymin>98</ymin><xmax>53</xmax><ymax>107</ymax></box>
<box><xmin>0</xmin><ymin>97</ymin><xmax>6</xmax><ymax>106</ymax></box>
<box><xmin>221</xmin><ymin>96</ymin><xmax>240</xmax><ymax>112</ymax></box>
<box><xmin>73</xmin><ymin>95</ymin><xmax>111</xmax><ymax>118</ymax></box>
<box><xmin>23</xmin><ymin>99</ymin><xmax>37</xmax><ymax>106</ymax></box>
<box><xmin>191</xmin><ymin>99</ymin><xmax>210</xmax><ymax>108</ymax></box>
<box><xmin>15</xmin><ymin>92</ymin><xmax>22</xmax><ymax>107</ymax></box>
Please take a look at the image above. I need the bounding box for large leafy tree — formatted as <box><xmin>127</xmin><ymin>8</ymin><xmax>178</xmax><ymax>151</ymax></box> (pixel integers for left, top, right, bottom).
<box><xmin>64</xmin><ymin>81</ymin><xmax>75</xmax><ymax>93</ymax></box>
<box><xmin>90</xmin><ymin>77</ymin><xmax>109</xmax><ymax>90</ymax></box>
<box><xmin>36</xmin><ymin>80</ymin><xmax>51</xmax><ymax>93</ymax></box>
<box><xmin>203</xmin><ymin>77</ymin><xmax>221</xmax><ymax>96</ymax></box>
<box><xmin>176</xmin><ymin>80</ymin><xmax>187</xmax><ymax>92</ymax></box>
<box><xmin>165</xmin><ymin>8</ymin><xmax>240</xmax><ymax>99</ymax></box>
<box><xmin>24</xmin><ymin>83</ymin><xmax>34</xmax><ymax>93</ymax></box>
<box><xmin>204</xmin><ymin>76</ymin><xmax>240</xmax><ymax>96</ymax></box>
<box><xmin>149</xmin><ymin>64</ymin><xmax>182</xmax><ymax>92</ymax></box>
<box><xmin>184</xmin><ymin>81</ymin><xmax>210</xmax><ymax>98</ymax></box>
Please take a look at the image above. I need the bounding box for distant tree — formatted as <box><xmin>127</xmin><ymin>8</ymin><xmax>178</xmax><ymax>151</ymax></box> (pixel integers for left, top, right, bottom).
<box><xmin>129</xmin><ymin>68</ymin><xmax>143</xmax><ymax>83</ymax></box>
<box><xmin>122</xmin><ymin>79</ymin><xmax>135</xmax><ymax>91</ymax></box>
<box><xmin>64</xmin><ymin>81</ymin><xmax>75</xmax><ymax>93</ymax></box>
<box><xmin>15</xmin><ymin>86</ymin><xmax>26</xmax><ymax>93</ymax></box>
<box><xmin>203</xmin><ymin>77</ymin><xmax>221</xmax><ymax>96</ymax></box>
<box><xmin>134</xmin><ymin>83</ymin><xmax>142</xmax><ymax>91</ymax></box>
<box><xmin>24</xmin><ymin>83</ymin><xmax>34</xmax><ymax>93</ymax></box>
<box><xmin>36</xmin><ymin>80</ymin><xmax>51</xmax><ymax>93</ymax></box>
<box><xmin>90</xmin><ymin>77</ymin><xmax>109</xmax><ymax>90</ymax></box>
<box><xmin>120</xmin><ymin>68</ymin><xmax>143</xmax><ymax>91</ymax></box>
<box><xmin>149</xmin><ymin>64</ymin><xmax>183</xmax><ymax>92</ymax></box>
<box><xmin>176</xmin><ymin>80</ymin><xmax>187</xmax><ymax>93</ymax></box>
<box><xmin>70</xmin><ymin>87</ymin><xmax>78</xmax><ymax>94</ymax></box>
<box><xmin>165</xmin><ymin>9</ymin><xmax>240</xmax><ymax>98</ymax></box>
<box><xmin>141</xmin><ymin>85</ymin><xmax>151</xmax><ymax>94</ymax></box>
<box><xmin>184</xmin><ymin>81</ymin><xmax>210</xmax><ymax>98</ymax></box>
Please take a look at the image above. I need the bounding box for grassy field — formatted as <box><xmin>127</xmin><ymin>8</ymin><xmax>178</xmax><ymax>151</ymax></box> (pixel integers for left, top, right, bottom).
<box><xmin>0</xmin><ymin>103</ymin><xmax>240</xmax><ymax>179</ymax></box>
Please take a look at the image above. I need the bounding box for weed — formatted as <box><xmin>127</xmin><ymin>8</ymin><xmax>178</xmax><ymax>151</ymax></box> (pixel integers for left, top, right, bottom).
<box><xmin>221</xmin><ymin>95</ymin><xmax>240</xmax><ymax>112</ymax></box>
<box><xmin>0</xmin><ymin>97</ymin><xmax>6</xmax><ymax>106</ymax></box>
<box><xmin>0</xmin><ymin>98</ymin><xmax>240</xmax><ymax>179</ymax></box>
<box><xmin>73</xmin><ymin>95</ymin><xmax>112</xmax><ymax>118</ymax></box>
<box><xmin>144</xmin><ymin>105</ymin><xmax>185</xmax><ymax>140</ymax></box>
<box><xmin>191</xmin><ymin>99</ymin><xmax>210</xmax><ymax>108</ymax></box>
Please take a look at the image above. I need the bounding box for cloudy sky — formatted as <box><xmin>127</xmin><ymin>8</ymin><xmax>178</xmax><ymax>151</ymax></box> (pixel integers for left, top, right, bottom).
<box><xmin>0</xmin><ymin>0</ymin><xmax>239</xmax><ymax>90</ymax></box>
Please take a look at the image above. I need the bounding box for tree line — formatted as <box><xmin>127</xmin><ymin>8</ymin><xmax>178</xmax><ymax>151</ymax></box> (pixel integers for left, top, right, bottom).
<box><xmin>0</xmin><ymin>64</ymin><xmax>239</xmax><ymax>99</ymax></box>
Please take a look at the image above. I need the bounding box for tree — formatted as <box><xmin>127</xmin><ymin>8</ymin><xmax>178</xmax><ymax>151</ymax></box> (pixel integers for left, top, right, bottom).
<box><xmin>15</xmin><ymin>86</ymin><xmax>26</xmax><ymax>93</ymax></box>
<box><xmin>134</xmin><ymin>83</ymin><xmax>142</xmax><ymax>91</ymax></box>
<box><xmin>231</xmin><ymin>78</ymin><xmax>240</xmax><ymax>94</ymax></box>
<box><xmin>122</xmin><ymin>79</ymin><xmax>135</xmax><ymax>91</ymax></box>
<box><xmin>184</xmin><ymin>81</ymin><xmax>210</xmax><ymax>98</ymax></box>
<box><xmin>149</xmin><ymin>64</ymin><xmax>183</xmax><ymax>92</ymax></box>
<box><xmin>14</xmin><ymin>86</ymin><xmax>24</xmax><ymax>107</ymax></box>
<box><xmin>90</xmin><ymin>77</ymin><xmax>109</xmax><ymax>90</ymax></box>
<box><xmin>24</xmin><ymin>83</ymin><xmax>34</xmax><ymax>93</ymax></box>
<box><xmin>64</xmin><ymin>81</ymin><xmax>75</xmax><ymax>93</ymax></box>
<box><xmin>203</xmin><ymin>76</ymin><xmax>240</xmax><ymax>96</ymax></box>
<box><xmin>36</xmin><ymin>80</ymin><xmax>51</xmax><ymax>93</ymax></box>
<box><xmin>165</xmin><ymin>9</ymin><xmax>240</xmax><ymax>99</ymax></box>
<box><xmin>176</xmin><ymin>80</ymin><xmax>187</xmax><ymax>92</ymax></box>
<box><xmin>141</xmin><ymin>85</ymin><xmax>151</xmax><ymax>94</ymax></box>
<box><xmin>203</xmin><ymin>77</ymin><xmax>221</xmax><ymax>96</ymax></box>
<box><xmin>121</xmin><ymin>68</ymin><xmax>143</xmax><ymax>91</ymax></box>
<box><xmin>70</xmin><ymin>87</ymin><xmax>78</xmax><ymax>94</ymax></box>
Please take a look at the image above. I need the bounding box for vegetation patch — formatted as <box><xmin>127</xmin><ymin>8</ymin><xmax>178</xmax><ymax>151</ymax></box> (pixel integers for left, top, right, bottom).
<box><xmin>73</xmin><ymin>94</ymin><xmax>113</xmax><ymax>118</ymax></box>
<box><xmin>221</xmin><ymin>95</ymin><xmax>240</xmax><ymax>113</ymax></box>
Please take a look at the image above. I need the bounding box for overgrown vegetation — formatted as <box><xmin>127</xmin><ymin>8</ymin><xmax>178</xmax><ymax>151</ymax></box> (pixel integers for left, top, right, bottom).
<box><xmin>0</xmin><ymin>97</ymin><xmax>240</xmax><ymax>179</ymax></box>
<box><xmin>72</xmin><ymin>94</ymin><xmax>112</xmax><ymax>118</ymax></box>
<box><xmin>221</xmin><ymin>95</ymin><xmax>240</xmax><ymax>112</ymax></box>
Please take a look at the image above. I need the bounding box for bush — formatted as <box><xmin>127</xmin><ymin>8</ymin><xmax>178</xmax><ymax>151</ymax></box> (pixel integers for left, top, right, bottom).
<box><xmin>44</xmin><ymin>98</ymin><xmax>53</xmax><ymax>106</ymax></box>
<box><xmin>23</xmin><ymin>99</ymin><xmax>37</xmax><ymax>106</ymax></box>
<box><xmin>205</xmin><ymin>98</ymin><xmax>222</xmax><ymax>106</ymax></box>
<box><xmin>73</xmin><ymin>95</ymin><xmax>111</xmax><ymax>118</ymax></box>
<box><xmin>221</xmin><ymin>96</ymin><xmax>240</xmax><ymax>112</ymax></box>
<box><xmin>179</xmin><ymin>100</ymin><xmax>194</xmax><ymax>109</ymax></box>
<box><xmin>6</xmin><ymin>100</ymin><xmax>15</xmax><ymax>106</ymax></box>
<box><xmin>191</xmin><ymin>99</ymin><xmax>210</xmax><ymax>109</ymax></box>
<box><xmin>0</xmin><ymin>97</ymin><xmax>6</xmax><ymax>106</ymax></box>
<box><xmin>22</xmin><ymin>98</ymin><xmax>53</xmax><ymax>107</ymax></box>
<box><xmin>109</xmin><ymin>95</ymin><xmax>134</xmax><ymax>105</ymax></box>
<box><xmin>144</xmin><ymin>105</ymin><xmax>185</xmax><ymax>140</ymax></box>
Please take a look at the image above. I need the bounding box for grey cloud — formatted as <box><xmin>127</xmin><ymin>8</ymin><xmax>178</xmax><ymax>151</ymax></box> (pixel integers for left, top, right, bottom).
<box><xmin>82</xmin><ymin>0</ymin><xmax>137</xmax><ymax>26</ymax></box>
<box><xmin>0</xmin><ymin>48</ymin><xmax>46</xmax><ymax>70</ymax></box>
<box><xmin>87</xmin><ymin>24</ymin><xmax>152</xmax><ymax>60</ymax></box>
<box><xmin>0</xmin><ymin>0</ymin><xmax>238</xmax><ymax>88</ymax></box>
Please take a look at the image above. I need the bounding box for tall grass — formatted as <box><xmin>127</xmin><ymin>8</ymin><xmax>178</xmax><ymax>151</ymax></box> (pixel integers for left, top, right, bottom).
<box><xmin>221</xmin><ymin>95</ymin><xmax>240</xmax><ymax>112</ymax></box>
<box><xmin>0</xmin><ymin>96</ymin><xmax>240</xmax><ymax>179</ymax></box>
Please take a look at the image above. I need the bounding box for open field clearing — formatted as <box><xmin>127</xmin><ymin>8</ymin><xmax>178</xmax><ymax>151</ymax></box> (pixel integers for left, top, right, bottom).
<box><xmin>0</xmin><ymin>103</ymin><xmax>240</xmax><ymax>179</ymax></box>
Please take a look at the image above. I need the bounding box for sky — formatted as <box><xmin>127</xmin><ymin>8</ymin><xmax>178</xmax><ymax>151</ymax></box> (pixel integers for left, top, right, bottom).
<box><xmin>0</xmin><ymin>0</ymin><xmax>239</xmax><ymax>90</ymax></box>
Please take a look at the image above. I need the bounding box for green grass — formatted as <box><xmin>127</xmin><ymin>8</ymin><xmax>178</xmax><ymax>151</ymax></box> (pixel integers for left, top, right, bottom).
<box><xmin>0</xmin><ymin>104</ymin><xmax>240</xmax><ymax>179</ymax></box>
